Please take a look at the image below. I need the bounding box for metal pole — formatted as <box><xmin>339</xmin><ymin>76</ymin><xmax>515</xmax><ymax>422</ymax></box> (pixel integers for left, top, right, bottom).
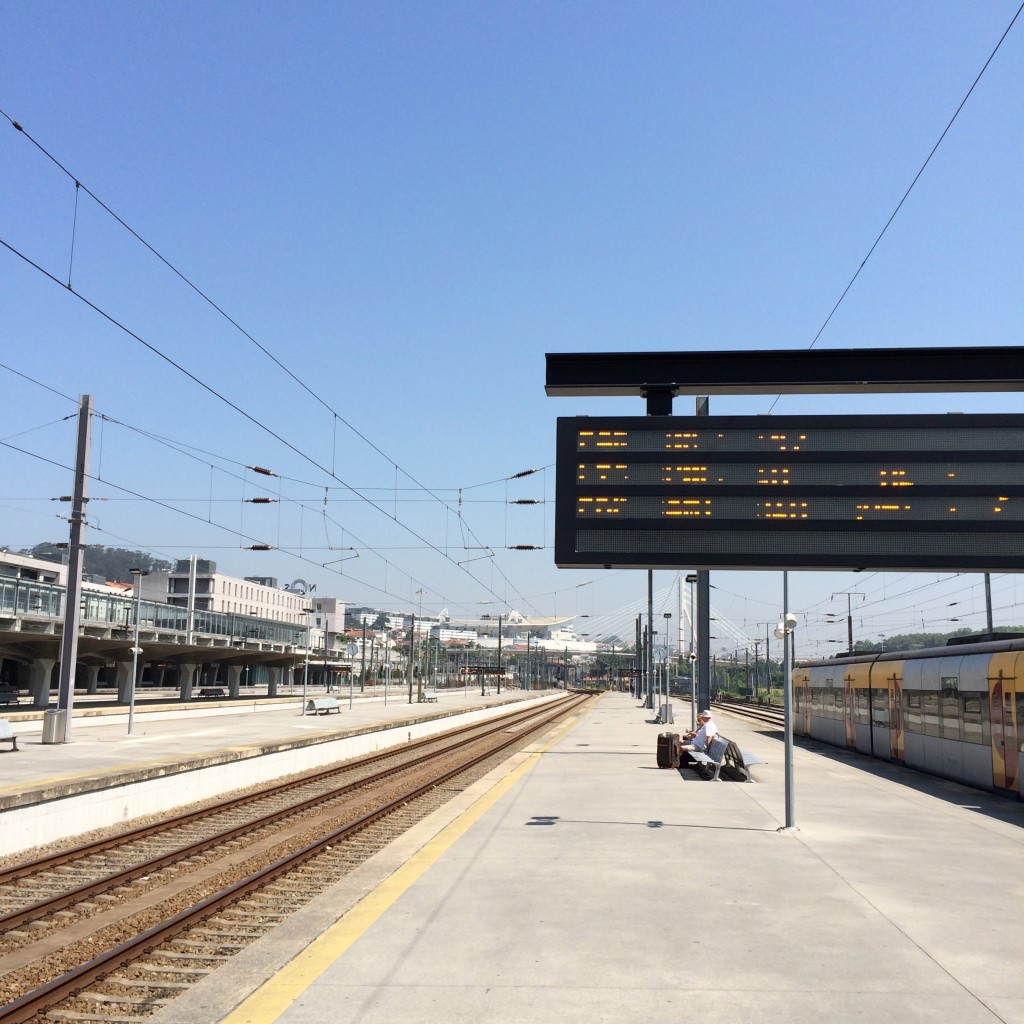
<box><xmin>686</xmin><ymin>573</ymin><xmax>697</xmax><ymax>731</ymax></box>
<box><xmin>54</xmin><ymin>394</ymin><xmax>93</xmax><ymax>743</ymax></box>
<box><xmin>408</xmin><ymin>613</ymin><xmax>416</xmax><ymax>704</ymax></box>
<box><xmin>301</xmin><ymin>610</ymin><xmax>310</xmax><ymax>715</ymax></box>
<box><xmin>360</xmin><ymin>620</ymin><xmax>367</xmax><ymax>692</ymax></box>
<box><xmin>185</xmin><ymin>554</ymin><xmax>197</xmax><ymax>646</ymax></box>
<box><xmin>782</xmin><ymin>571</ymin><xmax>797</xmax><ymax>831</ymax></box>
<box><xmin>497</xmin><ymin>615</ymin><xmax>503</xmax><ymax>693</ymax></box>
<box><xmin>635</xmin><ymin>616</ymin><xmax>641</xmax><ymax>699</ymax></box>
<box><xmin>696</xmin><ymin>396</ymin><xmax>711</xmax><ymax>713</ymax></box>
<box><xmin>645</xmin><ymin>570</ymin><xmax>654</xmax><ymax>709</ymax></box>
<box><xmin>984</xmin><ymin>573</ymin><xmax>994</xmax><ymax>632</ymax></box>
<box><xmin>127</xmin><ymin>568</ymin><xmax>148</xmax><ymax>735</ymax></box>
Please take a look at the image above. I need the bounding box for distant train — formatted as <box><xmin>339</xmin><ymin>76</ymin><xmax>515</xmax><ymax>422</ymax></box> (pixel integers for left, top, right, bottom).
<box><xmin>793</xmin><ymin>635</ymin><xmax>1024</xmax><ymax>799</ymax></box>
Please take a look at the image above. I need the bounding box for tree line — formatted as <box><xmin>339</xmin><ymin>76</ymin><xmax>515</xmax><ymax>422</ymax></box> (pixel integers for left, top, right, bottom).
<box><xmin>17</xmin><ymin>543</ymin><xmax>173</xmax><ymax>583</ymax></box>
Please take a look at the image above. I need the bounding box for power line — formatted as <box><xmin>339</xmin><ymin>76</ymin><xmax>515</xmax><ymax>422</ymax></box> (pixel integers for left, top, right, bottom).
<box><xmin>0</xmin><ymin>234</ymin><xmax>542</xmax><ymax>614</ymax></box>
<box><xmin>0</xmin><ymin>108</ymin><xmax>534</xmax><ymax>607</ymax></box>
<box><xmin>766</xmin><ymin>2</ymin><xmax>1023</xmax><ymax>413</ymax></box>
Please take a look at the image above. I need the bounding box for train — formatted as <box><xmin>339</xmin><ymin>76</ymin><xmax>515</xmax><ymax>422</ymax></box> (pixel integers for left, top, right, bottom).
<box><xmin>793</xmin><ymin>634</ymin><xmax>1024</xmax><ymax>799</ymax></box>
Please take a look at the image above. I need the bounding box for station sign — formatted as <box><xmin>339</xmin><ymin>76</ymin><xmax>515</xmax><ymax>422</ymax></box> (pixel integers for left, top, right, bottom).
<box><xmin>555</xmin><ymin>414</ymin><xmax>1024</xmax><ymax>571</ymax></box>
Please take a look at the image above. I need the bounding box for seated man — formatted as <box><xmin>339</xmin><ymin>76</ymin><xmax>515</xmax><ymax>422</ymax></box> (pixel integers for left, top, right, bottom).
<box><xmin>680</xmin><ymin>710</ymin><xmax>718</xmax><ymax>758</ymax></box>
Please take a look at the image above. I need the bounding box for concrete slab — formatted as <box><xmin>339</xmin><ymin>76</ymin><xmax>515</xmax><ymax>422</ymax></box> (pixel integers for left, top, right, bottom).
<box><xmin>148</xmin><ymin>692</ymin><xmax>1024</xmax><ymax>1024</ymax></box>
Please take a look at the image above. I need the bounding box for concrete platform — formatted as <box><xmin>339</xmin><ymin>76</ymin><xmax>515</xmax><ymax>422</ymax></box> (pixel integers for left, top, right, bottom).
<box><xmin>146</xmin><ymin>691</ymin><xmax>1024</xmax><ymax>1024</ymax></box>
<box><xmin>0</xmin><ymin>687</ymin><xmax>556</xmax><ymax>856</ymax></box>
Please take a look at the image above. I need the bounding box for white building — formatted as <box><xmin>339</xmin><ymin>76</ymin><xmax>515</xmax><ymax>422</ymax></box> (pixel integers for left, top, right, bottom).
<box><xmin>139</xmin><ymin>559</ymin><xmax>310</xmax><ymax>626</ymax></box>
<box><xmin>310</xmin><ymin>596</ymin><xmax>349</xmax><ymax>652</ymax></box>
<box><xmin>0</xmin><ymin>550</ymin><xmax>65</xmax><ymax>586</ymax></box>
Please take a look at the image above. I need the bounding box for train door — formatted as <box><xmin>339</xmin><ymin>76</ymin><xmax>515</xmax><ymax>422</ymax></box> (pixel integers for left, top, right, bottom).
<box><xmin>888</xmin><ymin>669</ymin><xmax>904</xmax><ymax>763</ymax></box>
<box><xmin>847</xmin><ymin>661</ymin><xmax>873</xmax><ymax>755</ymax></box>
<box><xmin>792</xmin><ymin>666</ymin><xmax>810</xmax><ymax>735</ymax></box>
<box><xmin>989</xmin><ymin>657</ymin><xmax>1019</xmax><ymax>794</ymax></box>
<box><xmin>844</xmin><ymin>672</ymin><xmax>855</xmax><ymax>748</ymax></box>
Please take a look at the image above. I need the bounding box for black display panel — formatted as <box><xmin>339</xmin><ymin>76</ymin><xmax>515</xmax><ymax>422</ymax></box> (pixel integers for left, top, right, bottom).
<box><xmin>555</xmin><ymin>415</ymin><xmax>1024</xmax><ymax>571</ymax></box>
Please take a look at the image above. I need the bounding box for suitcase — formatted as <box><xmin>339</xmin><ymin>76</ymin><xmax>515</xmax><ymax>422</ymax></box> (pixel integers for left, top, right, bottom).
<box><xmin>656</xmin><ymin>731</ymin><xmax>681</xmax><ymax>768</ymax></box>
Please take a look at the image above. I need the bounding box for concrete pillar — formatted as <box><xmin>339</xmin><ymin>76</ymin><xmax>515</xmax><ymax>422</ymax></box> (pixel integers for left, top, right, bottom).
<box><xmin>225</xmin><ymin>664</ymin><xmax>243</xmax><ymax>699</ymax></box>
<box><xmin>114</xmin><ymin>659</ymin><xmax>135</xmax><ymax>703</ymax></box>
<box><xmin>267</xmin><ymin>665</ymin><xmax>282</xmax><ymax>698</ymax></box>
<box><xmin>80</xmin><ymin>663</ymin><xmax>101</xmax><ymax>695</ymax></box>
<box><xmin>26</xmin><ymin>657</ymin><xmax>57</xmax><ymax>707</ymax></box>
<box><xmin>177</xmin><ymin>662</ymin><xmax>199</xmax><ymax>700</ymax></box>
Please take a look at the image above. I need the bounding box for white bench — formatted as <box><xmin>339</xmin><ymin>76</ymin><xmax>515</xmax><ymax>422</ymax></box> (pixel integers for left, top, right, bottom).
<box><xmin>0</xmin><ymin>718</ymin><xmax>18</xmax><ymax>752</ymax></box>
<box><xmin>688</xmin><ymin>736</ymin><xmax>766</xmax><ymax>782</ymax></box>
<box><xmin>688</xmin><ymin>736</ymin><xmax>730</xmax><ymax>781</ymax></box>
<box><xmin>306</xmin><ymin>697</ymin><xmax>341</xmax><ymax>715</ymax></box>
<box><xmin>419</xmin><ymin>695</ymin><xmax>438</xmax><ymax>704</ymax></box>
<box><xmin>723</xmin><ymin>739</ymin><xmax>767</xmax><ymax>782</ymax></box>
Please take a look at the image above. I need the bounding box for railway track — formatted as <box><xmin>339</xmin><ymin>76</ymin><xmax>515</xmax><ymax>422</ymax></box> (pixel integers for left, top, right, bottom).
<box><xmin>0</xmin><ymin>692</ymin><xmax>590</xmax><ymax>1023</ymax></box>
<box><xmin>711</xmin><ymin>698</ymin><xmax>785</xmax><ymax>728</ymax></box>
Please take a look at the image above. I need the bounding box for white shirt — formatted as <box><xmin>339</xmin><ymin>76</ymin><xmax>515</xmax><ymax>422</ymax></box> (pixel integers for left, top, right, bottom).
<box><xmin>691</xmin><ymin>719</ymin><xmax>718</xmax><ymax>750</ymax></box>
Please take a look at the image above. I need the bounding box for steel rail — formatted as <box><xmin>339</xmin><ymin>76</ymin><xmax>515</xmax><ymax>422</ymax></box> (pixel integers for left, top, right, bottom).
<box><xmin>0</xmin><ymin>696</ymin><xmax>574</xmax><ymax>932</ymax></box>
<box><xmin>0</xmin><ymin>694</ymin><xmax>590</xmax><ymax>1024</ymax></box>
<box><xmin>0</xmin><ymin>695</ymin><xmax>564</xmax><ymax>886</ymax></box>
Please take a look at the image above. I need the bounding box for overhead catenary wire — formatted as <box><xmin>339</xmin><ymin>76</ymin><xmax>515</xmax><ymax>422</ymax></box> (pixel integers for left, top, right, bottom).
<box><xmin>0</xmin><ymin>108</ymin><xmax>541</xmax><ymax>611</ymax></box>
<box><xmin>765</xmin><ymin>1</ymin><xmax>1024</xmax><ymax>414</ymax></box>
<box><xmin>0</xmin><ymin>435</ymin><xmax>457</xmax><ymax>611</ymax></box>
<box><xmin>0</xmin><ymin>235</ymin><xmax>542</xmax><ymax>614</ymax></box>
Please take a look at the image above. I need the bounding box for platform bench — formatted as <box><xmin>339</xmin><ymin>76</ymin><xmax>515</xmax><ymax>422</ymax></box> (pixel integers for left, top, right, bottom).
<box><xmin>0</xmin><ymin>719</ymin><xmax>18</xmax><ymax>752</ymax></box>
<box><xmin>688</xmin><ymin>735</ymin><xmax>730</xmax><ymax>781</ymax></box>
<box><xmin>419</xmin><ymin>695</ymin><xmax>438</xmax><ymax>703</ymax></box>
<box><xmin>199</xmin><ymin>687</ymin><xmax>226</xmax><ymax>699</ymax></box>
<box><xmin>0</xmin><ymin>688</ymin><xmax>19</xmax><ymax>705</ymax></box>
<box><xmin>723</xmin><ymin>740</ymin><xmax>767</xmax><ymax>782</ymax></box>
<box><xmin>306</xmin><ymin>697</ymin><xmax>341</xmax><ymax>715</ymax></box>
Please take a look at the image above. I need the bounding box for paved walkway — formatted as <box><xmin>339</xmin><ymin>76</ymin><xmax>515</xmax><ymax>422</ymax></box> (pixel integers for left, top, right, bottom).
<box><xmin>145</xmin><ymin>691</ymin><xmax>1024</xmax><ymax>1024</ymax></box>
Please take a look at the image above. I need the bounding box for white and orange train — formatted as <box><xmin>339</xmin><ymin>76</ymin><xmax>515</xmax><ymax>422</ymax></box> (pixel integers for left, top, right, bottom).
<box><xmin>793</xmin><ymin>636</ymin><xmax>1024</xmax><ymax>799</ymax></box>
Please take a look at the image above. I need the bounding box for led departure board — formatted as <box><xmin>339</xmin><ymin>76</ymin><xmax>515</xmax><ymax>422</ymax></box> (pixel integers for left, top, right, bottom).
<box><xmin>554</xmin><ymin>415</ymin><xmax>1024</xmax><ymax>571</ymax></box>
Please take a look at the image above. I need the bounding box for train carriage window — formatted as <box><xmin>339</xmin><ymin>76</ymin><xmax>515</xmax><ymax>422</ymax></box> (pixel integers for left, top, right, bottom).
<box><xmin>922</xmin><ymin>691</ymin><xmax>941</xmax><ymax>737</ymax></box>
<box><xmin>940</xmin><ymin>677</ymin><xmax>960</xmax><ymax>741</ymax></box>
<box><xmin>822</xmin><ymin>688</ymin><xmax>834</xmax><ymax>719</ymax></box>
<box><xmin>871</xmin><ymin>687</ymin><xmax>889</xmax><ymax>728</ymax></box>
<box><xmin>834</xmin><ymin>687</ymin><xmax>846</xmax><ymax>717</ymax></box>
<box><xmin>962</xmin><ymin>694</ymin><xmax>984</xmax><ymax>745</ymax></box>
<box><xmin>856</xmin><ymin>688</ymin><xmax>870</xmax><ymax>725</ymax></box>
<box><xmin>905</xmin><ymin>691</ymin><xmax>922</xmax><ymax>734</ymax></box>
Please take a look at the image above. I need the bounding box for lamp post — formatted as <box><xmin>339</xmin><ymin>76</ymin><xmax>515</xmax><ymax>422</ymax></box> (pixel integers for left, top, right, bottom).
<box><xmin>686</xmin><ymin>574</ymin><xmax>698</xmax><ymax>731</ymax></box>
<box><xmin>662</xmin><ymin>612</ymin><xmax>672</xmax><ymax>716</ymax></box>
<box><xmin>774</xmin><ymin>573</ymin><xmax>798</xmax><ymax>830</ymax></box>
<box><xmin>415</xmin><ymin>590</ymin><xmax>426</xmax><ymax>702</ymax></box>
<box><xmin>496</xmin><ymin>615</ymin><xmax>503</xmax><ymax>694</ymax></box>
<box><xmin>301</xmin><ymin>608</ymin><xmax>311</xmax><ymax>715</ymax></box>
<box><xmin>127</xmin><ymin>568</ymin><xmax>149</xmax><ymax>736</ymax></box>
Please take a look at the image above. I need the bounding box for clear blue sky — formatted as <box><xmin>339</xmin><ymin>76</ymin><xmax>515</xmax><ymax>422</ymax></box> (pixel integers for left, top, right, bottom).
<box><xmin>2</xmin><ymin>1</ymin><xmax>1022</xmax><ymax>658</ymax></box>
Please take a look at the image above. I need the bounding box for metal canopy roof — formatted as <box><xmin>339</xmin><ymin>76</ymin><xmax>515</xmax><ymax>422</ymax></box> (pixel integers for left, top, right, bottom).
<box><xmin>545</xmin><ymin>346</ymin><xmax>1024</xmax><ymax>397</ymax></box>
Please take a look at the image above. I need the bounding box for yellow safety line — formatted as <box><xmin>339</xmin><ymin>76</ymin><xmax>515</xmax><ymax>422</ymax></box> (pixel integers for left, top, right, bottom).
<box><xmin>221</xmin><ymin>710</ymin><xmax>582</xmax><ymax>1024</ymax></box>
